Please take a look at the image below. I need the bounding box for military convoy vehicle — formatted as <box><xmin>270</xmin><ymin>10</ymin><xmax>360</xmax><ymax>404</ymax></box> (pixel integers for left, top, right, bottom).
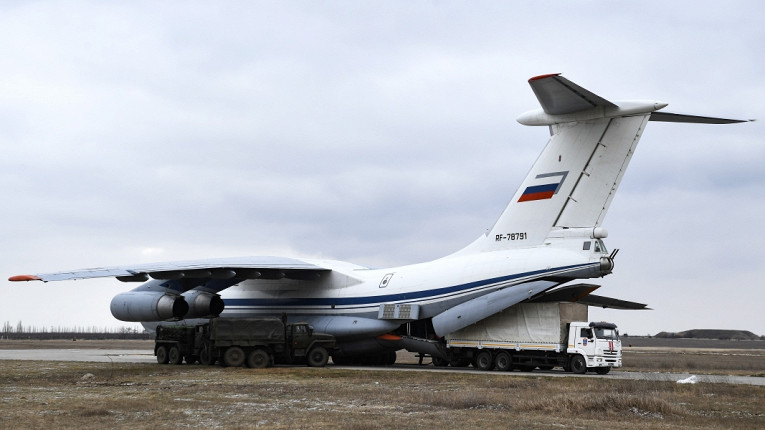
<box><xmin>154</xmin><ymin>318</ymin><xmax>336</xmax><ymax>368</ymax></box>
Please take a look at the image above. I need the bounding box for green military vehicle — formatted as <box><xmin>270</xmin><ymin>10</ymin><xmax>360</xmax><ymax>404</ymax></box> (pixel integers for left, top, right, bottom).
<box><xmin>154</xmin><ymin>318</ymin><xmax>336</xmax><ymax>368</ymax></box>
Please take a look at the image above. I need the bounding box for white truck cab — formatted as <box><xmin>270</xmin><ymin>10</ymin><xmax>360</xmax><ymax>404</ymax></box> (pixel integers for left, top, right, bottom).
<box><xmin>567</xmin><ymin>321</ymin><xmax>622</xmax><ymax>374</ymax></box>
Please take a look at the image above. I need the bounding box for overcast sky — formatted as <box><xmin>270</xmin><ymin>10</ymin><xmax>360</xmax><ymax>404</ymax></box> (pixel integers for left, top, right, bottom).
<box><xmin>2</xmin><ymin>1</ymin><xmax>763</xmax><ymax>336</ymax></box>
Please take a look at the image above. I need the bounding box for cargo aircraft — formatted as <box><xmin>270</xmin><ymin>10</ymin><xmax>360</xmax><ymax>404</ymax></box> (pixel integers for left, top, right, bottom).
<box><xmin>10</xmin><ymin>74</ymin><xmax>748</xmax><ymax>364</ymax></box>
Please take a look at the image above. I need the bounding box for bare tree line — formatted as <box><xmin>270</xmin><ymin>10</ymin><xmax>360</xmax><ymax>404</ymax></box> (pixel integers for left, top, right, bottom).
<box><xmin>1</xmin><ymin>321</ymin><xmax>151</xmax><ymax>340</ymax></box>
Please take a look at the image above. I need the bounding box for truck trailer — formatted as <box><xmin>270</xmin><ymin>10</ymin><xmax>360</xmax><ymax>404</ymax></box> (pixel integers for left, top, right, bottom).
<box><xmin>154</xmin><ymin>318</ymin><xmax>336</xmax><ymax>368</ymax></box>
<box><xmin>438</xmin><ymin>302</ymin><xmax>621</xmax><ymax>374</ymax></box>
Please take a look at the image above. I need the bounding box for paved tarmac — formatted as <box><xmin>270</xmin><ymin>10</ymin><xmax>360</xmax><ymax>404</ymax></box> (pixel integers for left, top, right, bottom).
<box><xmin>0</xmin><ymin>348</ymin><xmax>155</xmax><ymax>363</ymax></box>
<box><xmin>0</xmin><ymin>348</ymin><xmax>763</xmax><ymax>386</ymax></box>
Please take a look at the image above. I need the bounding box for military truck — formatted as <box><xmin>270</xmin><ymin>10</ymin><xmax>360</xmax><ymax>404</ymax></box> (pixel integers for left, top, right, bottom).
<box><xmin>154</xmin><ymin>318</ymin><xmax>336</xmax><ymax>368</ymax></box>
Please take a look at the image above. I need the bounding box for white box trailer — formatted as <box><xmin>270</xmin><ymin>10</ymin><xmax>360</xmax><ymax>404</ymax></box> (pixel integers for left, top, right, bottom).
<box><xmin>442</xmin><ymin>302</ymin><xmax>621</xmax><ymax>374</ymax></box>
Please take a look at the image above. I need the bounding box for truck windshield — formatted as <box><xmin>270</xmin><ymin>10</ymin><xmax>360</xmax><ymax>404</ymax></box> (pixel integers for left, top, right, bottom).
<box><xmin>593</xmin><ymin>327</ymin><xmax>619</xmax><ymax>340</ymax></box>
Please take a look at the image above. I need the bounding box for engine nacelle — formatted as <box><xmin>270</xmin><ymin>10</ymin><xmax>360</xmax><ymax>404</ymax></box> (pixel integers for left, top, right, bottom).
<box><xmin>182</xmin><ymin>290</ymin><xmax>225</xmax><ymax>318</ymax></box>
<box><xmin>110</xmin><ymin>291</ymin><xmax>188</xmax><ymax>322</ymax></box>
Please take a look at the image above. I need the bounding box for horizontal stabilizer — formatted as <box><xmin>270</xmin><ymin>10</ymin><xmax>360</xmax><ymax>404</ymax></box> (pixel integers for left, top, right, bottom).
<box><xmin>529</xmin><ymin>283</ymin><xmax>649</xmax><ymax>310</ymax></box>
<box><xmin>576</xmin><ymin>294</ymin><xmax>650</xmax><ymax>310</ymax></box>
<box><xmin>649</xmin><ymin>111</ymin><xmax>751</xmax><ymax>124</ymax></box>
<box><xmin>529</xmin><ymin>73</ymin><xmax>618</xmax><ymax>115</ymax></box>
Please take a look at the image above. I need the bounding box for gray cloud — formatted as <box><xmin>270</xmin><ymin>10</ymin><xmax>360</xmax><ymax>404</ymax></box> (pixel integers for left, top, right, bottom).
<box><xmin>2</xmin><ymin>2</ymin><xmax>763</xmax><ymax>335</ymax></box>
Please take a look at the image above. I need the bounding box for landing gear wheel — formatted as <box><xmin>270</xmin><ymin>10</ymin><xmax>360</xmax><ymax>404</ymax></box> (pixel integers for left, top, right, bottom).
<box><xmin>156</xmin><ymin>345</ymin><xmax>169</xmax><ymax>364</ymax></box>
<box><xmin>223</xmin><ymin>346</ymin><xmax>246</xmax><ymax>367</ymax></box>
<box><xmin>570</xmin><ymin>355</ymin><xmax>587</xmax><ymax>374</ymax></box>
<box><xmin>494</xmin><ymin>351</ymin><xmax>512</xmax><ymax>372</ymax></box>
<box><xmin>246</xmin><ymin>349</ymin><xmax>270</xmax><ymax>369</ymax></box>
<box><xmin>307</xmin><ymin>346</ymin><xmax>329</xmax><ymax>367</ymax></box>
<box><xmin>595</xmin><ymin>367</ymin><xmax>611</xmax><ymax>375</ymax></box>
<box><xmin>473</xmin><ymin>350</ymin><xmax>495</xmax><ymax>371</ymax></box>
<box><xmin>168</xmin><ymin>346</ymin><xmax>183</xmax><ymax>365</ymax></box>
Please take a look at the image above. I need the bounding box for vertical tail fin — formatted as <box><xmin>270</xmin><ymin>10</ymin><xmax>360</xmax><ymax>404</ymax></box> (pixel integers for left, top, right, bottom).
<box><xmin>457</xmin><ymin>74</ymin><xmax>746</xmax><ymax>255</ymax></box>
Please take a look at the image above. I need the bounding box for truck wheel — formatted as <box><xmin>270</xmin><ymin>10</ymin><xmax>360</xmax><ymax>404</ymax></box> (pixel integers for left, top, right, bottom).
<box><xmin>494</xmin><ymin>352</ymin><xmax>512</xmax><ymax>371</ymax></box>
<box><xmin>307</xmin><ymin>346</ymin><xmax>329</xmax><ymax>367</ymax></box>
<box><xmin>570</xmin><ymin>355</ymin><xmax>587</xmax><ymax>374</ymax></box>
<box><xmin>168</xmin><ymin>346</ymin><xmax>183</xmax><ymax>365</ymax></box>
<box><xmin>246</xmin><ymin>349</ymin><xmax>270</xmax><ymax>369</ymax></box>
<box><xmin>156</xmin><ymin>345</ymin><xmax>169</xmax><ymax>364</ymax></box>
<box><xmin>595</xmin><ymin>367</ymin><xmax>611</xmax><ymax>375</ymax></box>
<box><xmin>473</xmin><ymin>350</ymin><xmax>494</xmax><ymax>371</ymax></box>
<box><xmin>223</xmin><ymin>347</ymin><xmax>246</xmax><ymax>367</ymax></box>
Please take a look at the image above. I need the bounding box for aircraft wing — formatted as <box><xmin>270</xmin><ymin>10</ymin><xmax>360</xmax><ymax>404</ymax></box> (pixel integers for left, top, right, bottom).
<box><xmin>529</xmin><ymin>283</ymin><xmax>650</xmax><ymax>310</ymax></box>
<box><xmin>9</xmin><ymin>256</ymin><xmax>330</xmax><ymax>283</ymax></box>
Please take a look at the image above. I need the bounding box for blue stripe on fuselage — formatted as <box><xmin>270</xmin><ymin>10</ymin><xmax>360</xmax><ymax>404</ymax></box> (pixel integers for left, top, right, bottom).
<box><xmin>224</xmin><ymin>263</ymin><xmax>592</xmax><ymax>308</ymax></box>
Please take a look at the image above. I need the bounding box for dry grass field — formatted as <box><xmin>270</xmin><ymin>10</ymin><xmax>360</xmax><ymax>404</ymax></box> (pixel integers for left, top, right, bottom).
<box><xmin>0</xmin><ymin>340</ymin><xmax>763</xmax><ymax>429</ymax></box>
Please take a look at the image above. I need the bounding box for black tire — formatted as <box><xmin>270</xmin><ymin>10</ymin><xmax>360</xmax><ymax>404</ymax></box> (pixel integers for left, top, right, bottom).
<box><xmin>246</xmin><ymin>349</ymin><xmax>270</xmax><ymax>369</ymax></box>
<box><xmin>473</xmin><ymin>350</ymin><xmax>494</xmax><ymax>371</ymax></box>
<box><xmin>595</xmin><ymin>367</ymin><xmax>611</xmax><ymax>375</ymax></box>
<box><xmin>156</xmin><ymin>345</ymin><xmax>169</xmax><ymax>364</ymax></box>
<box><xmin>223</xmin><ymin>346</ymin><xmax>246</xmax><ymax>367</ymax></box>
<box><xmin>168</xmin><ymin>346</ymin><xmax>183</xmax><ymax>365</ymax></box>
<box><xmin>384</xmin><ymin>351</ymin><xmax>397</xmax><ymax>366</ymax></box>
<box><xmin>307</xmin><ymin>346</ymin><xmax>329</xmax><ymax>367</ymax></box>
<box><xmin>494</xmin><ymin>351</ymin><xmax>512</xmax><ymax>371</ymax></box>
<box><xmin>570</xmin><ymin>354</ymin><xmax>587</xmax><ymax>374</ymax></box>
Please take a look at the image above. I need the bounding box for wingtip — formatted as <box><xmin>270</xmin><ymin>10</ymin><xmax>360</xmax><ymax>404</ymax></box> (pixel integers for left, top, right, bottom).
<box><xmin>8</xmin><ymin>275</ymin><xmax>42</xmax><ymax>282</ymax></box>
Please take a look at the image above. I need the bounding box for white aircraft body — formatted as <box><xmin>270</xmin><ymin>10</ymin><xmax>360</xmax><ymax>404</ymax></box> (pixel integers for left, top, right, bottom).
<box><xmin>10</xmin><ymin>74</ymin><xmax>747</xmax><ymax>362</ymax></box>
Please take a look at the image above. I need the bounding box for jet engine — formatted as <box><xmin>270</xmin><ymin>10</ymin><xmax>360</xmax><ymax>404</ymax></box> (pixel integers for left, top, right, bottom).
<box><xmin>182</xmin><ymin>290</ymin><xmax>225</xmax><ymax>318</ymax></box>
<box><xmin>110</xmin><ymin>291</ymin><xmax>188</xmax><ymax>322</ymax></box>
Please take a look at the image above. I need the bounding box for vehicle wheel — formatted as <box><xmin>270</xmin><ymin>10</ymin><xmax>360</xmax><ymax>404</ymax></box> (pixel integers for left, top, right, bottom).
<box><xmin>595</xmin><ymin>367</ymin><xmax>611</xmax><ymax>375</ymax></box>
<box><xmin>156</xmin><ymin>345</ymin><xmax>169</xmax><ymax>364</ymax></box>
<box><xmin>246</xmin><ymin>349</ymin><xmax>270</xmax><ymax>369</ymax></box>
<box><xmin>168</xmin><ymin>347</ymin><xmax>183</xmax><ymax>365</ymax></box>
<box><xmin>473</xmin><ymin>350</ymin><xmax>495</xmax><ymax>371</ymax></box>
<box><xmin>384</xmin><ymin>351</ymin><xmax>397</xmax><ymax>366</ymax></box>
<box><xmin>494</xmin><ymin>351</ymin><xmax>512</xmax><ymax>371</ymax></box>
<box><xmin>307</xmin><ymin>346</ymin><xmax>329</xmax><ymax>367</ymax></box>
<box><xmin>223</xmin><ymin>346</ymin><xmax>246</xmax><ymax>367</ymax></box>
<box><xmin>570</xmin><ymin>355</ymin><xmax>587</xmax><ymax>374</ymax></box>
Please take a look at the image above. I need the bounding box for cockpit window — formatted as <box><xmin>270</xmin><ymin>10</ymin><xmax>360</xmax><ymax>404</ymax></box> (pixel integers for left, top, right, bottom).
<box><xmin>583</xmin><ymin>241</ymin><xmax>591</xmax><ymax>251</ymax></box>
<box><xmin>593</xmin><ymin>327</ymin><xmax>619</xmax><ymax>340</ymax></box>
<box><xmin>594</xmin><ymin>239</ymin><xmax>607</xmax><ymax>254</ymax></box>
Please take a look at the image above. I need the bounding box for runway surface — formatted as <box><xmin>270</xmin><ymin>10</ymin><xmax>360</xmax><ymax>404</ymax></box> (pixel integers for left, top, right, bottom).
<box><xmin>0</xmin><ymin>347</ymin><xmax>762</xmax><ymax>386</ymax></box>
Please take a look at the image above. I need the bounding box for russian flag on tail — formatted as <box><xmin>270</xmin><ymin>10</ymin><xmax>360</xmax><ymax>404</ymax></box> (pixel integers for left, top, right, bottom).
<box><xmin>518</xmin><ymin>183</ymin><xmax>558</xmax><ymax>202</ymax></box>
<box><xmin>517</xmin><ymin>171</ymin><xmax>569</xmax><ymax>202</ymax></box>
